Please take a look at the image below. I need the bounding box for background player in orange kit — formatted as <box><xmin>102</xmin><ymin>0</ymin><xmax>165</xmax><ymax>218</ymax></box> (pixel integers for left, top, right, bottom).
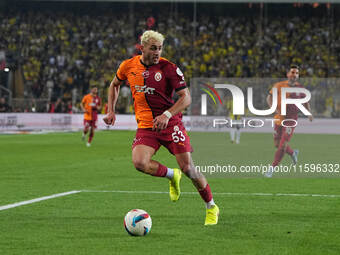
<box><xmin>265</xmin><ymin>65</ymin><xmax>313</xmax><ymax>177</ymax></box>
<box><xmin>104</xmin><ymin>30</ymin><xmax>219</xmax><ymax>225</ymax></box>
<box><xmin>81</xmin><ymin>86</ymin><xmax>101</xmax><ymax>147</ymax></box>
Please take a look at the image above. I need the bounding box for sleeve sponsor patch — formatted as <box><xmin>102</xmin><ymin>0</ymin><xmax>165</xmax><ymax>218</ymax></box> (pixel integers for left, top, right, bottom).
<box><xmin>176</xmin><ymin>67</ymin><xmax>185</xmax><ymax>81</ymax></box>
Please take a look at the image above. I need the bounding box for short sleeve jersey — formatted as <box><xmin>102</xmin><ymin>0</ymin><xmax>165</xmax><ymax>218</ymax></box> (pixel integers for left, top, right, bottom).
<box><xmin>116</xmin><ymin>55</ymin><xmax>187</xmax><ymax>128</ymax></box>
<box><xmin>269</xmin><ymin>80</ymin><xmax>306</xmax><ymax>125</ymax></box>
<box><xmin>82</xmin><ymin>94</ymin><xmax>101</xmax><ymax>121</ymax></box>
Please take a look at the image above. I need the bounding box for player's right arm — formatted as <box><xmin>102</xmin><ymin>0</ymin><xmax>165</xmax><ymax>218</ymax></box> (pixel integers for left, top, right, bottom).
<box><xmin>80</xmin><ymin>96</ymin><xmax>87</xmax><ymax>113</ymax></box>
<box><xmin>267</xmin><ymin>83</ymin><xmax>280</xmax><ymax>115</ymax></box>
<box><xmin>266</xmin><ymin>91</ymin><xmax>278</xmax><ymax>115</ymax></box>
<box><xmin>103</xmin><ymin>76</ymin><xmax>122</xmax><ymax>125</ymax></box>
<box><xmin>266</xmin><ymin>94</ymin><xmax>272</xmax><ymax>109</ymax></box>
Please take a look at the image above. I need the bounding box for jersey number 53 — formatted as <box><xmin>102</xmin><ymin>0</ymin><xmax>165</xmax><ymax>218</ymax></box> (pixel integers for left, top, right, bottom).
<box><xmin>171</xmin><ymin>126</ymin><xmax>186</xmax><ymax>143</ymax></box>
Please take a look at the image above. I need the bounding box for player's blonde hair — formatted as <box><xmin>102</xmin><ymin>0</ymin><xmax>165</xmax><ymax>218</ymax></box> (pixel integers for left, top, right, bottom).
<box><xmin>141</xmin><ymin>30</ymin><xmax>164</xmax><ymax>45</ymax></box>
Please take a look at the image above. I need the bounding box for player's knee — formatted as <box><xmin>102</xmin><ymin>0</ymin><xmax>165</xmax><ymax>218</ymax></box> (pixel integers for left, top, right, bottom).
<box><xmin>186</xmin><ymin>167</ymin><xmax>203</xmax><ymax>179</ymax></box>
<box><xmin>179</xmin><ymin>163</ymin><xmax>197</xmax><ymax>178</ymax></box>
<box><xmin>132</xmin><ymin>158</ymin><xmax>149</xmax><ymax>172</ymax></box>
<box><xmin>180</xmin><ymin>163</ymin><xmax>191</xmax><ymax>174</ymax></box>
<box><xmin>279</xmin><ymin>141</ymin><xmax>287</xmax><ymax>150</ymax></box>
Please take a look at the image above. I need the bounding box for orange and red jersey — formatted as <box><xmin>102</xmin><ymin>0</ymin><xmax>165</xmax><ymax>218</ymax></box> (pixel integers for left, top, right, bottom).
<box><xmin>269</xmin><ymin>80</ymin><xmax>306</xmax><ymax>126</ymax></box>
<box><xmin>116</xmin><ymin>55</ymin><xmax>186</xmax><ymax>128</ymax></box>
<box><xmin>82</xmin><ymin>94</ymin><xmax>101</xmax><ymax>121</ymax></box>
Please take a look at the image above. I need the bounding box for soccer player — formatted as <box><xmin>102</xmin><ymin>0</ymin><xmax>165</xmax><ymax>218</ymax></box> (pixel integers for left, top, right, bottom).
<box><xmin>81</xmin><ymin>86</ymin><xmax>101</xmax><ymax>147</ymax></box>
<box><xmin>103</xmin><ymin>30</ymin><xmax>219</xmax><ymax>225</ymax></box>
<box><xmin>227</xmin><ymin>100</ymin><xmax>242</xmax><ymax>144</ymax></box>
<box><xmin>265</xmin><ymin>65</ymin><xmax>313</xmax><ymax>177</ymax></box>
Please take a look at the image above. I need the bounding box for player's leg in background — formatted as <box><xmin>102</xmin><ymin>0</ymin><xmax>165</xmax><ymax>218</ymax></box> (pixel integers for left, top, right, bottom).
<box><xmin>88</xmin><ymin>119</ymin><xmax>99</xmax><ymax>146</ymax></box>
<box><xmin>272</xmin><ymin>127</ymin><xmax>297</xmax><ymax>167</ymax></box>
<box><xmin>273</xmin><ymin>124</ymin><xmax>281</xmax><ymax>149</ymax></box>
<box><xmin>229</xmin><ymin>128</ymin><xmax>236</xmax><ymax>143</ymax></box>
<box><xmin>235</xmin><ymin>126</ymin><xmax>241</xmax><ymax>144</ymax></box>
<box><xmin>285</xmin><ymin>144</ymin><xmax>294</xmax><ymax>155</ymax></box>
<box><xmin>132</xmin><ymin>144</ymin><xmax>174</xmax><ymax>179</ymax></box>
<box><xmin>83</xmin><ymin>120</ymin><xmax>89</xmax><ymax>142</ymax></box>
<box><xmin>87</xmin><ymin>126</ymin><xmax>95</xmax><ymax>147</ymax></box>
<box><xmin>265</xmin><ymin>125</ymin><xmax>282</xmax><ymax>177</ymax></box>
<box><xmin>175</xmin><ymin>152</ymin><xmax>219</xmax><ymax>225</ymax></box>
<box><xmin>283</xmin><ymin>127</ymin><xmax>298</xmax><ymax>163</ymax></box>
<box><xmin>272</xmin><ymin>136</ymin><xmax>287</xmax><ymax>167</ymax></box>
<box><xmin>265</xmin><ymin>135</ymin><xmax>286</xmax><ymax>178</ymax></box>
<box><xmin>283</xmin><ymin>127</ymin><xmax>299</xmax><ymax>164</ymax></box>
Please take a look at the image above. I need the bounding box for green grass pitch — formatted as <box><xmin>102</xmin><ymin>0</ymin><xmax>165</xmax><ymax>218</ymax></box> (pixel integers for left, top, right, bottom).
<box><xmin>0</xmin><ymin>130</ymin><xmax>340</xmax><ymax>254</ymax></box>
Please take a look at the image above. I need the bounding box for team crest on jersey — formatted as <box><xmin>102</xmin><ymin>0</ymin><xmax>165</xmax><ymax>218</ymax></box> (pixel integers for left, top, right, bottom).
<box><xmin>154</xmin><ymin>72</ymin><xmax>162</xmax><ymax>82</ymax></box>
<box><xmin>142</xmin><ymin>71</ymin><xmax>149</xmax><ymax>78</ymax></box>
<box><xmin>174</xmin><ymin>125</ymin><xmax>179</xmax><ymax>132</ymax></box>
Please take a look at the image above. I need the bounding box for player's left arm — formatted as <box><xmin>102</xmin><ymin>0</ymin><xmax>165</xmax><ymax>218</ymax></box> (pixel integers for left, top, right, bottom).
<box><xmin>152</xmin><ymin>88</ymin><xmax>191</xmax><ymax>132</ymax></box>
<box><xmin>168</xmin><ymin>87</ymin><xmax>191</xmax><ymax>115</ymax></box>
<box><xmin>97</xmin><ymin>97</ymin><xmax>102</xmax><ymax>111</ymax></box>
<box><xmin>304</xmin><ymin>102</ymin><xmax>313</xmax><ymax>121</ymax></box>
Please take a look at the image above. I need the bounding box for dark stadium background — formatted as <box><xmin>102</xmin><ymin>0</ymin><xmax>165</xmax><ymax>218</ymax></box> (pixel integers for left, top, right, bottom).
<box><xmin>1</xmin><ymin>0</ymin><xmax>339</xmax><ymax>116</ymax></box>
<box><xmin>1</xmin><ymin>1</ymin><xmax>340</xmax><ymax>255</ymax></box>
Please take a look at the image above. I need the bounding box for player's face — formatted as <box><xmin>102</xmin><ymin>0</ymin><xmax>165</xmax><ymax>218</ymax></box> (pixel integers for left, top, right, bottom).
<box><xmin>142</xmin><ymin>39</ymin><xmax>163</xmax><ymax>65</ymax></box>
<box><xmin>287</xmin><ymin>68</ymin><xmax>299</xmax><ymax>84</ymax></box>
<box><xmin>91</xmin><ymin>87</ymin><xmax>98</xmax><ymax>95</ymax></box>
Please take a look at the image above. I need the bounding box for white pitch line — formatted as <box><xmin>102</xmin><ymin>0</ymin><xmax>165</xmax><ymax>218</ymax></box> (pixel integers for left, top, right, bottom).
<box><xmin>0</xmin><ymin>190</ymin><xmax>81</xmax><ymax>211</ymax></box>
<box><xmin>2</xmin><ymin>190</ymin><xmax>338</xmax><ymax>212</ymax></box>
<box><xmin>81</xmin><ymin>190</ymin><xmax>340</xmax><ymax>198</ymax></box>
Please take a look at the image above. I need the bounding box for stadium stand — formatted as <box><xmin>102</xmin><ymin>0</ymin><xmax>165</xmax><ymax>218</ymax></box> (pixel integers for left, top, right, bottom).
<box><xmin>1</xmin><ymin>2</ymin><xmax>340</xmax><ymax>116</ymax></box>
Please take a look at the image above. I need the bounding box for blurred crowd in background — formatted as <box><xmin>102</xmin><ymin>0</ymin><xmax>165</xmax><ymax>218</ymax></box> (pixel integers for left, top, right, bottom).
<box><xmin>0</xmin><ymin>2</ymin><xmax>340</xmax><ymax>117</ymax></box>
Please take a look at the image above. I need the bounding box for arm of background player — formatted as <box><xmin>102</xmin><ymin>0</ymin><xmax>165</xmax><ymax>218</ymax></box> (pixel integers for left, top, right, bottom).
<box><xmin>103</xmin><ymin>76</ymin><xmax>122</xmax><ymax>125</ymax></box>
<box><xmin>97</xmin><ymin>97</ymin><xmax>102</xmax><ymax>111</ymax></box>
<box><xmin>304</xmin><ymin>102</ymin><xmax>314</xmax><ymax>121</ymax></box>
<box><xmin>266</xmin><ymin>94</ymin><xmax>272</xmax><ymax>108</ymax></box>
<box><xmin>80</xmin><ymin>98</ymin><xmax>86</xmax><ymax>113</ymax></box>
<box><xmin>152</xmin><ymin>88</ymin><xmax>191</xmax><ymax>132</ymax></box>
<box><xmin>267</xmin><ymin>92</ymin><xmax>279</xmax><ymax>115</ymax></box>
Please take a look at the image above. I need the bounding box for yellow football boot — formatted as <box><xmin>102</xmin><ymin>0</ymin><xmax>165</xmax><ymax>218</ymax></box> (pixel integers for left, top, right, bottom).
<box><xmin>169</xmin><ymin>168</ymin><xmax>181</xmax><ymax>202</ymax></box>
<box><xmin>204</xmin><ymin>205</ymin><xmax>220</xmax><ymax>225</ymax></box>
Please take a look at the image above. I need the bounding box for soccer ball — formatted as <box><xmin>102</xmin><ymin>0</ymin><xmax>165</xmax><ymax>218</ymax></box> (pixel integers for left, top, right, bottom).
<box><xmin>124</xmin><ymin>209</ymin><xmax>152</xmax><ymax>236</ymax></box>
